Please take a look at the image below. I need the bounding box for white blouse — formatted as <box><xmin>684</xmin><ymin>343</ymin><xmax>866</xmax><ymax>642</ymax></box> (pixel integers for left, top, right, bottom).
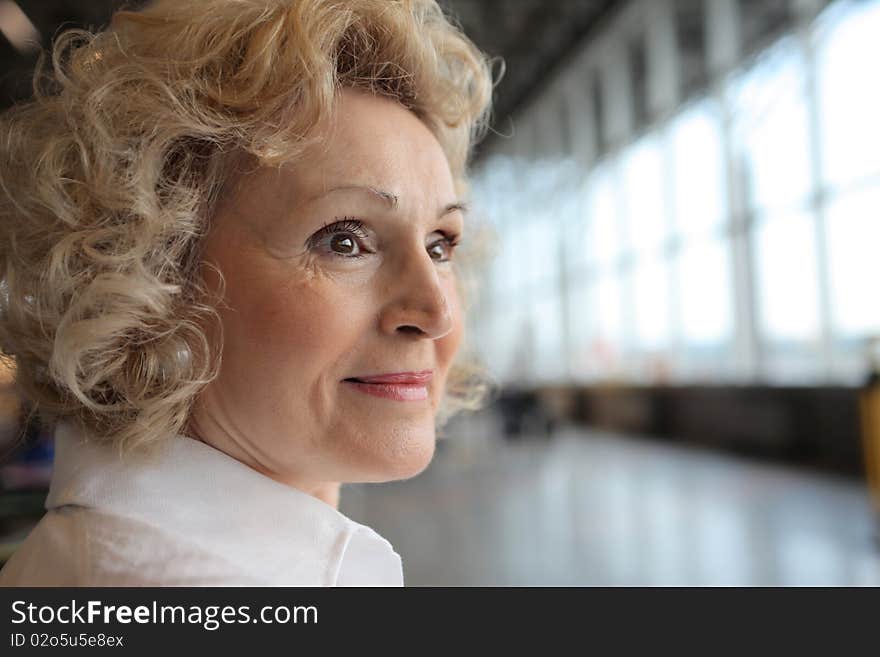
<box><xmin>0</xmin><ymin>420</ymin><xmax>403</xmax><ymax>586</ymax></box>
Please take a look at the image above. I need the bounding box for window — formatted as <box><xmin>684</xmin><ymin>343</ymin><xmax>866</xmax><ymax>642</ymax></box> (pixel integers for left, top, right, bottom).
<box><xmin>621</xmin><ymin>134</ymin><xmax>672</xmax><ymax>351</ymax></box>
<box><xmin>585</xmin><ymin>163</ymin><xmax>622</xmax><ymax>271</ymax></box>
<box><xmin>566</xmin><ymin>274</ymin><xmax>593</xmax><ymax>381</ymax></box>
<box><xmin>669</xmin><ymin>101</ymin><xmax>726</xmax><ymax>237</ymax></box>
<box><xmin>816</xmin><ymin>0</ymin><xmax>880</xmax><ymax>188</ymax></box>
<box><xmin>633</xmin><ymin>257</ymin><xmax>672</xmax><ymax>350</ymax></box>
<box><xmin>729</xmin><ymin>38</ymin><xmax>812</xmax><ymax>213</ymax></box>
<box><xmin>677</xmin><ymin>237</ymin><xmax>733</xmax><ymax>347</ymax></box>
<box><xmin>533</xmin><ymin>291</ymin><xmax>566</xmax><ymax>381</ymax></box>
<box><xmin>593</xmin><ymin>273</ymin><xmax>624</xmax><ymax>360</ymax></box>
<box><xmin>753</xmin><ymin>210</ymin><xmax>821</xmax><ymax>342</ymax></box>
<box><xmin>825</xmin><ymin>185</ymin><xmax>880</xmax><ymax>338</ymax></box>
<box><xmin>669</xmin><ymin>99</ymin><xmax>732</xmax><ymax>364</ymax></box>
<box><xmin>523</xmin><ymin>212</ymin><xmax>561</xmax><ymax>290</ymax></box>
<box><xmin>754</xmin><ymin>209</ymin><xmax>824</xmax><ymax>381</ymax></box>
<box><xmin>622</xmin><ymin>134</ymin><xmax>668</xmax><ymax>255</ymax></box>
<box><xmin>469</xmin><ymin>0</ymin><xmax>880</xmax><ymax>387</ymax></box>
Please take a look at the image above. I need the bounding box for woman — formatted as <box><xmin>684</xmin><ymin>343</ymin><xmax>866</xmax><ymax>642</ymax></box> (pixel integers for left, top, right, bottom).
<box><xmin>0</xmin><ymin>0</ymin><xmax>493</xmax><ymax>586</ymax></box>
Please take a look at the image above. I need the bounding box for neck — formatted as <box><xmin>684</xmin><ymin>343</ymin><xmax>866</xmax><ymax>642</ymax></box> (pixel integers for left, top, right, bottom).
<box><xmin>183</xmin><ymin>415</ymin><xmax>341</xmax><ymax>510</ymax></box>
<box><xmin>309</xmin><ymin>482</ymin><xmax>341</xmax><ymax>509</ymax></box>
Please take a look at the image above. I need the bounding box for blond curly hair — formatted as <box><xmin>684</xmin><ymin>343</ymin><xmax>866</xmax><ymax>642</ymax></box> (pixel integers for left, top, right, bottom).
<box><xmin>0</xmin><ymin>0</ymin><xmax>496</xmax><ymax>455</ymax></box>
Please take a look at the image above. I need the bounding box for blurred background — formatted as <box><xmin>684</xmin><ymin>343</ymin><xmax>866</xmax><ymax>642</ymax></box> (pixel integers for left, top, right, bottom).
<box><xmin>1</xmin><ymin>0</ymin><xmax>880</xmax><ymax>585</ymax></box>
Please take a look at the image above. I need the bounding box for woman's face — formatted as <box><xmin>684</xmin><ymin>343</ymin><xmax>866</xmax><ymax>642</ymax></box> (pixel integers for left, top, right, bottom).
<box><xmin>188</xmin><ymin>89</ymin><xmax>464</xmax><ymax>497</ymax></box>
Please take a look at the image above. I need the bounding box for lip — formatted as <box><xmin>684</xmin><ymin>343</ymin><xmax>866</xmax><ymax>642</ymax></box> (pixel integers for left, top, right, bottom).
<box><xmin>341</xmin><ymin>370</ymin><xmax>433</xmax><ymax>402</ymax></box>
<box><xmin>344</xmin><ymin>370</ymin><xmax>433</xmax><ymax>384</ymax></box>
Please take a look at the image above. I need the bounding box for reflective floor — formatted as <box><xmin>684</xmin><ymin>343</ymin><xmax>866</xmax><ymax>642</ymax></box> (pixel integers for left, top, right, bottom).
<box><xmin>340</xmin><ymin>412</ymin><xmax>880</xmax><ymax>586</ymax></box>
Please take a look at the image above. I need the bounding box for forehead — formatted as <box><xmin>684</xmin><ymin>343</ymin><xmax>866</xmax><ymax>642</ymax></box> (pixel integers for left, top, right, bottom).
<box><xmin>293</xmin><ymin>89</ymin><xmax>455</xmax><ymax>200</ymax></box>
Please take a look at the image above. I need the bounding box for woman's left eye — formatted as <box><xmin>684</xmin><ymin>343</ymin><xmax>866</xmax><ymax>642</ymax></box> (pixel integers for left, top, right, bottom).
<box><xmin>427</xmin><ymin>235</ymin><xmax>460</xmax><ymax>262</ymax></box>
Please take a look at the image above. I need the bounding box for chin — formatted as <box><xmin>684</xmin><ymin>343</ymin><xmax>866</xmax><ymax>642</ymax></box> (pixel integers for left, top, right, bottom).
<box><xmin>356</xmin><ymin>425</ymin><xmax>437</xmax><ymax>483</ymax></box>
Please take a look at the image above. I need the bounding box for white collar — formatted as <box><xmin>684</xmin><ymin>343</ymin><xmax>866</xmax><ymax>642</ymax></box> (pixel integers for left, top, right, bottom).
<box><xmin>46</xmin><ymin>420</ymin><xmax>403</xmax><ymax>586</ymax></box>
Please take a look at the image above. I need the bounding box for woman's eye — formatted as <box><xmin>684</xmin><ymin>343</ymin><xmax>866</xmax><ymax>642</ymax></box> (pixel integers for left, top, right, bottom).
<box><xmin>328</xmin><ymin>233</ymin><xmax>361</xmax><ymax>256</ymax></box>
<box><xmin>428</xmin><ymin>236</ymin><xmax>459</xmax><ymax>262</ymax></box>
<box><xmin>307</xmin><ymin>218</ymin><xmax>371</xmax><ymax>259</ymax></box>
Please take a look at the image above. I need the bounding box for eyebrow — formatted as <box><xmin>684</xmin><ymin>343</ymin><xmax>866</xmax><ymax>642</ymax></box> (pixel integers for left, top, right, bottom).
<box><xmin>311</xmin><ymin>185</ymin><xmax>467</xmax><ymax>217</ymax></box>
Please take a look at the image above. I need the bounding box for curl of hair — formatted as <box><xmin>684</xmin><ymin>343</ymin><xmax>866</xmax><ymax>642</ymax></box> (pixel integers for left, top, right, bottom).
<box><xmin>0</xmin><ymin>0</ymin><xmax>497</xmax><ymax>455</ymax></box>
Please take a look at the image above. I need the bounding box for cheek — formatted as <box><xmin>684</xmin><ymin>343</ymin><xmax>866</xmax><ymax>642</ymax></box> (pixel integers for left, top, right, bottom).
<box><xmin>436</xmin><ymin>280</ymin><xmax>464</xmax><ymax>376</ymax></box>
<box><xmin>218</xmin><ymin>263</ymin><xmax>372</xmax><ymax>381</ymax></box>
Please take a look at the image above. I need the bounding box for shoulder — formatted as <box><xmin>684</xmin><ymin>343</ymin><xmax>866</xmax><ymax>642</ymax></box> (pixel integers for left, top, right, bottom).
<box><xmin>334</xmin><ymin>523</ymin><xmax>404</xmax><ymax>587</ymax></box>
<box><xmin>0</xmin><ymin>506</ymin><xmax>268</xmax><ymax>586</ymax></box>
<box><xmin>1</xmin><ymin>507</ymin><xmax>85</xmax><ymax>586</ymax></box>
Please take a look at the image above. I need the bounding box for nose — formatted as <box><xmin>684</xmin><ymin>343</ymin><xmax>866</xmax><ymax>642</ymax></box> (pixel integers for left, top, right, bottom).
<box><xmin>380</xmin><ymin>246</ymin><xmax>455</xmax><ymax>340</ymax></box>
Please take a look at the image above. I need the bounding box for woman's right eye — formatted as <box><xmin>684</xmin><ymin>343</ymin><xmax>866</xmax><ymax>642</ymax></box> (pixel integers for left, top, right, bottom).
<box><xmin>326</xmin><ymin>232</ymin><xmax>363</xmax><ymax>257</ymax></box>
<box><xmin>307</xmin><ymin>218</ymin><xmax>372</xmax><ymax>259</ymax></box>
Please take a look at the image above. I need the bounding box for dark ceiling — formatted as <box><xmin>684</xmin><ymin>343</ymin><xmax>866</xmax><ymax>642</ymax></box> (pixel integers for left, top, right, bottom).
<box><xmin>439</xmin><ymin>0</ymin><xmax>617</xmax><ymax>145</ymax></box>
<box><xmin>1</xmin><ymin>0</ymin><xmax>618</xmax><ymax>141</ymax></box>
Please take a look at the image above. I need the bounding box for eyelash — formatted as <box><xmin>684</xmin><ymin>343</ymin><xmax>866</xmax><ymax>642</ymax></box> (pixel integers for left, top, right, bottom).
<box><xmin>308</xmin><ymin>217</ymin><xmax>461</xmax><ymax>262</ymax></box>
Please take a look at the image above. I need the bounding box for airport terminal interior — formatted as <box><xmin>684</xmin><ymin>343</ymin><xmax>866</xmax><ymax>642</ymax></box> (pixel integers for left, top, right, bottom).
<box><xmin>1</xmin><ymin>0</ymin><xmax>880</xmax><ymax>585</ymax></box>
